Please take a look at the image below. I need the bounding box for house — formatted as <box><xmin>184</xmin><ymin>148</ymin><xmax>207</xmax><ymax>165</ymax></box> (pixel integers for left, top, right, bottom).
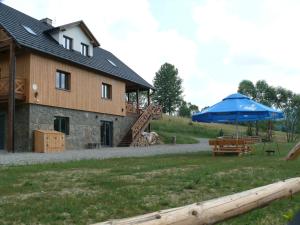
<box><xmin>0</xmin><ymin>3</ymin><xmax>161</xmax><ymax>152</ymax></box>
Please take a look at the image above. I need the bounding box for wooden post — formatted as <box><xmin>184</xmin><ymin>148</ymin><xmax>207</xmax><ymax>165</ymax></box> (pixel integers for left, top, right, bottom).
<box><xmin>136</xmin><ymin>89</ymin><xmax>139</xmax><ymax>113</ymax></box>
<box><xmin>7</xmin><ymin>41</ymin><xmax>15</xmax><ymax>153</ymax></box>
<box><xmin>94</xmin><ymin>177</ymin><xmax>300</xmax><ymax>225</ymax></box>
<box><xmin>147</xmin><ymin>89</ymin><xmax>150</xmax><ymax>106</ymax></box>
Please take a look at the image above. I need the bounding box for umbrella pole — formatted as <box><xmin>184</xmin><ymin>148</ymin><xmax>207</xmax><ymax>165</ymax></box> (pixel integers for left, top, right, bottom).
<box><xmin>235</xmin><ymin>122</ymin><xmax>239</xmax><ymax>139</ymax></box>
<box><xmin>235</xmin><ymin>115</ymin><xmax>239</xmax><ymax>139</ymax></box>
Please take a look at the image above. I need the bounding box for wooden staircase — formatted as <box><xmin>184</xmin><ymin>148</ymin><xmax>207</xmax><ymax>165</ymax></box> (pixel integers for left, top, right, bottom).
<box><xmin>118</xmin><ymin>104</ymin><xmax>162</xmax><ymax>147</ymax></box>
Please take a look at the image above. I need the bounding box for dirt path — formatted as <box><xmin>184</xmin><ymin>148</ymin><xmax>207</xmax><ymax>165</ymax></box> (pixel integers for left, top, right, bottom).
<box><xmin>0</xmin><ymin>138</ymin><xmax>210</xmax><ymax>166</ymax></box>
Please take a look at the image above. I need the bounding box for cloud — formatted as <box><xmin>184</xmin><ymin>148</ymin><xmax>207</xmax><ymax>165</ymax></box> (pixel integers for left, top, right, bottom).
<box><xmin>193</xmin><ymin>0</ymin><xmax>300</xmax><ymax>69</ymax></box>
<box><xmin>193</xmin><ymin>0</ymin><xmax>300</xmax><ymax>99</ymax></box>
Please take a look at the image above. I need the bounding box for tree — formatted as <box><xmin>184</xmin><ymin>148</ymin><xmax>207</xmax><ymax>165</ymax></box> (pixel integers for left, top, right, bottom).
<box><xmin>238</xmin><ymin>80</ymin><xmax>256</xmax><ymax>99</ymax></box>
<box><xmin>275</xmin><ymin>88</ymin><xmax>300</xmax><ymax>142</ymax></box>
<box><xmin>178</xmin><ymin>101</ymin><xmax>199</xmax><ymax>117</ymax></box>
<box><xmin>178</xmin><ymin>101</ymin><xmax>191</xmax><ymax>117</ymax></box>
<box><xmin>238</xmin><ymin>79</ymin><xmax>300</xmax><ymax>142</ymax></box>
<box><xmin>189</xmin><ymin>103</ymin><xmax>199</xmax><ymax>115</ymax></box>
<box><xmin>153</xmin><ymin>63</ymin><xmax>183</xmax><ymax>114</ymax></box>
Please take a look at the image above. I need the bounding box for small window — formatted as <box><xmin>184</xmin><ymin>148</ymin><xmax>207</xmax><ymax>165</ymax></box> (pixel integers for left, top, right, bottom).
<box><xmin>81</xmin><ymin>43</ymin><xmax>89</xmax><ymax>56</ymax></box>
<box><xmin>102</xmin><ymin>83</ymin><xmax>112</xmax><ymax>99</ymax></box>
<box><xmin>56</xmin><ymin>70</ymin><xmax>70</xmax><ymax>90</ymax></box>
<box><xmin>63</xmin><ymin>36</ymin><xmax>73</xmax><ymax>50</ymax></box>
<box><xmin>22</xmin><ymin>25</ymin><xmax>37</xmax><ymax>35</ymax></box>
<box><xmin>107</xmin><ymin>59</ymin><xmax>117</xmax><ymax>67</ymax></box>
<box><xmin>54</xmin><ymin>116</ymin><xmax>69</xmax><ymax>135</ymax></box>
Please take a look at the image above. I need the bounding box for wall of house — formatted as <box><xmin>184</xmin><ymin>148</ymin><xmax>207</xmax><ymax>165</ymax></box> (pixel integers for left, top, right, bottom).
<box><xmin>28</xmin><ymin>53</ymin><xmax>126</xmax><ymax>116</ymax></box>
<box><xmin>1</xmin><ymin>103</ymin><xmax>137</xmax><ymax>152</ymax></box>
<box><xmin>51</xmin><ymin>25</ymin><xmax>94</xmax><ymax>56</ymax></box>
<box><xmin>28</xmin><ymin>104</ymin><xmax>137</xmax><ymax>150</ymax></box>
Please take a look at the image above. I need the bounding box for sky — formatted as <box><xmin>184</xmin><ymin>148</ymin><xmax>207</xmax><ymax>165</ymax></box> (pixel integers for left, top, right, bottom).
<box><xmin>3</xmin><ymin>0</ymin><xmax>300</xmax><ymax>109</ymax></box>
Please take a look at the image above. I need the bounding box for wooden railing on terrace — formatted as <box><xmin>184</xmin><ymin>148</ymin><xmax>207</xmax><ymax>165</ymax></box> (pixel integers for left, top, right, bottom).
<box><xmin>0</xmin><ymin>78</ymin><xmax>26</xmax><ymax>100</ymax></box>
<box><xmin>125</xmin><ymin>101</ymin><xmax>138</xmax><ymax>114</ymax></box>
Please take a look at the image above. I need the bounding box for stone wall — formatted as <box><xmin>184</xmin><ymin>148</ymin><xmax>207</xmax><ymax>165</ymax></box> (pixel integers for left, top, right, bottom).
<box><xmin>28</xmin><ymin>104</ymin><xmax>137</xmax><ymax>150</ymax></box>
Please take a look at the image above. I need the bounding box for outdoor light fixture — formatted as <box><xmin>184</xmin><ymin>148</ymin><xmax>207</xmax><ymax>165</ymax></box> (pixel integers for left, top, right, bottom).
<box><xmin>32</xmin><ymin>83</ymin><xmax>39</xmax><ymax>102</ymax></box>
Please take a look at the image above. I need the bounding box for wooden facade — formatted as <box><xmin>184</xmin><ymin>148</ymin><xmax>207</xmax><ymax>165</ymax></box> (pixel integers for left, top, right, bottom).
<box><xmin>28</xmin><ymin>53</ymin><xmax>126</xmax><ymax>116</ymax></box>
<box><xmin>1</xmin><ymin>51</ymin><xmax>128</xmax><ymax>116</ymax></box>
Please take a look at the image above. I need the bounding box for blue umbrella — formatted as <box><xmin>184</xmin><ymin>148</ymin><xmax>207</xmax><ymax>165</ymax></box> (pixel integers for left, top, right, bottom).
<box><xmin>192</xmin><ymin>93</ymin><xmax>284</xmax><ymax>136</ymax></box>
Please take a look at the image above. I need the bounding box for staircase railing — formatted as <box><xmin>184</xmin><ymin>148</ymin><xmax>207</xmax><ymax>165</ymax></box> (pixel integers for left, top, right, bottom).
<box><xmin>131</xmin><ymin>104</ymin><xmax>162</xmax><ymax>146</ymax></box>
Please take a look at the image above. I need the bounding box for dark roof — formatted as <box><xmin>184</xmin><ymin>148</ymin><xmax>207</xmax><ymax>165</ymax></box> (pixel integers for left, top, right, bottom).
<box><xmin>0</xmin><ymin>3</ymin><xmax>153</xmax><ymax>90</ymax></box>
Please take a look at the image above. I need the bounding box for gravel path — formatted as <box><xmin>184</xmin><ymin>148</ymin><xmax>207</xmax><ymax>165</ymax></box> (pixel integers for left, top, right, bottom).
<box><xmin>0</xmin><ymin>138</ymin><xmax>210</xmax><ymax>166</ymax></box>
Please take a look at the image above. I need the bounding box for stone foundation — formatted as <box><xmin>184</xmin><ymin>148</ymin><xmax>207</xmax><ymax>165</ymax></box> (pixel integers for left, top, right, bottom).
<box><xmin>1</xmin><ymin>103</ymin><xmax>137</xmax><ymax>152</ymax></box>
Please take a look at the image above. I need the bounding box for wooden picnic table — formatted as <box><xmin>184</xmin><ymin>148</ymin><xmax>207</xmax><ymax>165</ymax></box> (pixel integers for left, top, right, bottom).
<box><xmin>209</xmin><ymin>137</ymin><xmax>259</xmax><ymax>156</ymax></box>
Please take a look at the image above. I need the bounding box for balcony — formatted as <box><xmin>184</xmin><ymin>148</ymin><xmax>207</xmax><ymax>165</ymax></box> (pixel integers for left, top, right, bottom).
<box><xmin>0</xmin><ymin>78</ymin><xmax>26</xmax><ymax>101</ymax></box>
<box><xmin>125</xmin><ymin>101</ymin><xmax>139</xmax><ymax>115</ymax></box>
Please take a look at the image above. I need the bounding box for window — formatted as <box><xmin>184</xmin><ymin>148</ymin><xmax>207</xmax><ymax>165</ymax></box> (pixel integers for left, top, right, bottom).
<box><xmin>54</xmin><ymin>116</ymin><xmax>69</xmax><ymax>135</ymax></box>
<box><xmin>107</xmin><ymin>59</ymin><xmax>117</xmax><ymax>67</ymax></box>
<box><xmin>56</xmin><ymin>70</ymin><xmax>70</xmax><ymax>90</ymax></box>
<box><xmin>22</xmin><ymin>25</ymin><xmax>37</xmax><ymax>35</ymax></box>
<box><xmin>81</xmin><ymin>43</ymin><xmax>89</xmax><ymax>56</ymax></box>
<box><xmin>63</xmin><ymin>36</ymin><xmax>73</xmax><ymax>50</ymax></box>
<box><xmin>102</xmin><ymin>83</ymin><xmax>112</xmax><ymax>99</ymax></box>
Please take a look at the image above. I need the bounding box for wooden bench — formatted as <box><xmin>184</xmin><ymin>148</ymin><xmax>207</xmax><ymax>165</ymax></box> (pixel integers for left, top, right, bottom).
<box><xmin>209</xmin><ymin>139</ymin><xmax>249</xmax><ymax>156</ymax></box>
<box><xmin>242</xmin><ymin>136</ymin><xmax>261</xmax><ymax>144</ymax></box>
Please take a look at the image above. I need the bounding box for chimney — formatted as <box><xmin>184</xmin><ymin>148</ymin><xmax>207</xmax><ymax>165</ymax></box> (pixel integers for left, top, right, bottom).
<box><xmin>40</xmin><ymin>18</ymin><xmax>52</xmax><ymax>26</ymax></box>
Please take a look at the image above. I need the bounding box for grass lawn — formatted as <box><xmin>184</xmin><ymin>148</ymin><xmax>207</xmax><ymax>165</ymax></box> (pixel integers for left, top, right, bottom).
<box><xmin>151</xmin><ymin>115</ymin><xmax>287</xmax><ymax>144</ymax></box>
<box><xmin>0</xmin><ymin>143</ymin><xmax>300</xmax><ymax>225</ymax></box>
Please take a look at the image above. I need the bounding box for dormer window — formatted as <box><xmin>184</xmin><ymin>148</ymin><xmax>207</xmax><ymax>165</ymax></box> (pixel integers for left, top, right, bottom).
<box><xmin>63</xmin><ymin>36</ymin><xmax>73</xmax><ymax>50</ymax></box>
<box><xmin>81</xmin><ymin>43</ymin><xmax>89</xmax><ymax>56</ymax></box>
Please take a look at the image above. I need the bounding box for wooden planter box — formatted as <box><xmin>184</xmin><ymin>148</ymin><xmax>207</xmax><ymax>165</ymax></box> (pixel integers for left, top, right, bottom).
<box><xmin>34</xmin><ymin>130</ymin><xmax>65</xmax><ymax>153</ymax></box>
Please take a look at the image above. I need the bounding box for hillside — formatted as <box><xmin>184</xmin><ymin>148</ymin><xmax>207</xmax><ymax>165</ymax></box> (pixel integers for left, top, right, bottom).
<box><xmin>151</xmin><ymin>115</ymin><xmax>286</xmax><ymax>144</ymax></box>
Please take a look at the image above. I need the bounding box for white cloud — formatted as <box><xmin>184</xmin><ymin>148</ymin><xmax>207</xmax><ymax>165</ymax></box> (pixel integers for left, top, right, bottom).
<box><xmin>194</xmin><ymin>0</ymin><xmax>300</xmax><ymax>68</ymax></box>
<box><xmin>193</xmin><ymin>0</ymin><xmax>300</xmax><ymax>94</ymax></box>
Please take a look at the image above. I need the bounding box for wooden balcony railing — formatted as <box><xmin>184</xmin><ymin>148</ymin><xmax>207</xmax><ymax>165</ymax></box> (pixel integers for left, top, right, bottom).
<box><xmin>0</xmin><ymin>78</ymin><xmax>26</xmax><ymax>100</ymax></box>
<box><xmin>125</xmin><ymin>101</ymin><xmax>138</xmax><ymax>114</ymax></box>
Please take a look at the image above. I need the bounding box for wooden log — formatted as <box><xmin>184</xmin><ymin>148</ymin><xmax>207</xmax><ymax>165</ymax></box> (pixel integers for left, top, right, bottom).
<box><xmin>285</xmin><ymin>141</ymin><xmax>300</xmax><ymax>160</ymax></box>
<box><xmin>94</xmin><ymin>177</ymin><xmax>300</xmax><ymax>225</ymax></box>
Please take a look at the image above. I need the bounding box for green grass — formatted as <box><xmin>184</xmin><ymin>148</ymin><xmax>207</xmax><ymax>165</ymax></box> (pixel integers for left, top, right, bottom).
<box><xmin>0</xmin><ymin>143</ymin><xmax>299</xmax><ymax>225</ymax></box>
<box><xmin>151</xmin><ymin>115</ymin><xmax>287</xmax><ymax>144</ymax></box>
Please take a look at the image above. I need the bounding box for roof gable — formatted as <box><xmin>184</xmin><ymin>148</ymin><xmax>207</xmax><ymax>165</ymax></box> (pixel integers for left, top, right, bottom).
<box><xmin>47</xmin><ymin>20</ymin><xmax>100</xmax><ymax>47</ymax></box>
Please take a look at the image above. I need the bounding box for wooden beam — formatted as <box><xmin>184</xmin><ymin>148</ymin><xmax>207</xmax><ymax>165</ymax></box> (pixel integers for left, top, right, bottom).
<box><xmin>7</xmin><ymin>41</ymin><xmax>16</xmax><ymax>152</ymax></box>
<box><xmin>0</xmin><ymin>38</ymin><xmax>12</xmax><ymax>48</ymax></box>
<box><xmin>147</xmin><ymin>89</ymin><xmax>150</xmax><ymax>106</ymax></box>
<box><xmin>286</xmin><ymin>141</ymin><xmax>300</xmax><ymax>160</ymax></box>
<box><xmin>94</xmin><ymin>177</ymin><xmax>300</xmax><ymax>225</ymax></box>
<box><xmin>136</xmin><ymin>89</ymin><xmax>140</xmax><ymax>112</ymax></box>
